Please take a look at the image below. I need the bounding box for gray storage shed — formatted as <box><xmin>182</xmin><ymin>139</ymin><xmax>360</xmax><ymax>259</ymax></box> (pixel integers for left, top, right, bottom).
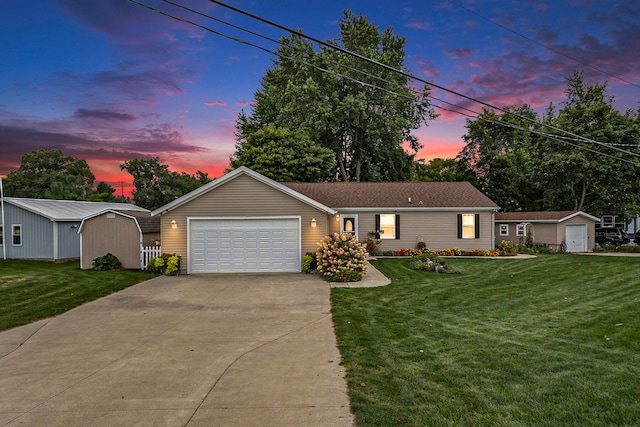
<box><xmin>0</xmin><ymin>198</ymin><xmax>147</xmax><ymax>261</ymax></box>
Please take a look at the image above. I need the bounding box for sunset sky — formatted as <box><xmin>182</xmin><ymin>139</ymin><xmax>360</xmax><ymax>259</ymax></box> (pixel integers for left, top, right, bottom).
<box><xmin>1</xmin><ymin>0</ymin><xmax>639</xmax><ymax>196</ymax></box>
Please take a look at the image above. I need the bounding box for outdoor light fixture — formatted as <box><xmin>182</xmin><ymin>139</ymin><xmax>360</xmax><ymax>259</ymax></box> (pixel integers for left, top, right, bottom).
<box><xmin>311</xmin><ymin>218</ymin><xmax>317</xmax><ymax>228</ymax></box>
<box><xmin>171</xmin><ymin>220</ymin><xmax>177</xmax><ymax>229</ymax></box>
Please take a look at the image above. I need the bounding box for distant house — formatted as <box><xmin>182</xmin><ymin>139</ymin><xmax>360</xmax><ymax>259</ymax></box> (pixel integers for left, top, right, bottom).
<box><xmin>78</xmin><ymin>210</ymin><xmax>160</xmax><ymax>270</ymax></box>
<box><xmin>0</xmin><ymin>198</ymin><xmax>147</xmax><ymax>261</ymax></box>
<box><xmin>494</xmin><ymin>211</ymin><xmax>599</xmax><ymax>252</ymax></box>
<box><xmin>151</xmin><ymin>167</ymin><xmax>499</xmax><ymax>274</ymax></box>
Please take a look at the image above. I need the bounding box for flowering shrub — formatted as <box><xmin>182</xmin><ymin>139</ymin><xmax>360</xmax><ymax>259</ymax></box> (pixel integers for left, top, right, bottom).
<box><xmin>317</xmin><ymin>233</ymin><xmax>368</xmax><ymax>282</ymax></box>
<box><xmin>410</xmin><ymin>252</ymin><xmax>462</xmax><ymax>274</ymax></box>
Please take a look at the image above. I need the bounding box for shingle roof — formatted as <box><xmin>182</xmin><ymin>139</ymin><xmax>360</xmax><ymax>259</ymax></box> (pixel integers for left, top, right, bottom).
<box><xmin>5</xmin><ymin>198</ymin><xmax>148</xmax><ymax>221</ymax></box>
<box><xmin>495</xmin><ymin>211</ymin><xmax>599</xmax><ymax>222</ymax></box>
<box><xmin>113</xmin><ymin>210</ymin><xmax>160</xmax><ymax>234</ymax></box>
<box><xmin>282</xmin><ymin>181</ymin><xmax>499</xmax><ymax>209</ymax></box>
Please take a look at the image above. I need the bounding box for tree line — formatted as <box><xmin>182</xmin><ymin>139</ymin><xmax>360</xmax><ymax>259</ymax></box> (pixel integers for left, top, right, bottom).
<box><xmin>1</xmin><ymin>151</ymin><xmax>211</xmax><ymax>211</ymax></box>
<box><xmin>3</xmin><ymin>11</ymin><xmax>639</xmax><ymax>218</ymax></box>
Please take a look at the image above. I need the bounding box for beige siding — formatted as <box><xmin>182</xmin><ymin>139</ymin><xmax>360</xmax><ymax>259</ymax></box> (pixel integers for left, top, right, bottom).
<box><xmin>80</xmin><ymin>214</ymin><xmax>141</xmax><ymax>269</ymax></box>
<box><xmin>159</xmin><ymin>174</ymin><xmax>330</xmax><ymax>267</ymax></box>
<box><xmin>495</xmin><ymin>216</ymin><xmax>596</xmax><ymax>252</ymax></box>
<box><xmin>331</xmin><ymin>210</ymin><xmax>495</xmax><ymax>251</ymax></box>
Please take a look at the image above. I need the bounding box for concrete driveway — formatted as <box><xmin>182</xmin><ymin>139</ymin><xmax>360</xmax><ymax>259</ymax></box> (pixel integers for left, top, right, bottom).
<box><xmin>0</xmin><ymin>273</ymin><xmax>354</xmax><ymax>426</ymax></box>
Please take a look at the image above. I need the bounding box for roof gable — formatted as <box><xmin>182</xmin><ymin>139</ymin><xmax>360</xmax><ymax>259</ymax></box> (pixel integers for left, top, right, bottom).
<box><xmin>77</xmin><ymin>209</ymin><xmax>159</xmax><ymax>234</ymax></box>
<box><xmin>151</xmin><ymin>166</ymin><xmax>336</xmax><ymax>216</ymax></box>
<box><xmin>5</xmin><ymin>198</ymin><xmax>148</xmax><ymax>221</ymax></box>
<box><xmin>283</xmin><ymin>181</ymin><xmax>499</xmax><ymax>210</ymax></box>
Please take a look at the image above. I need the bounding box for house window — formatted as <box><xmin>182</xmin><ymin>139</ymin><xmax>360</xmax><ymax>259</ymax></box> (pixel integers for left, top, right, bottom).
<box><xmin>458</xmin><ymin>214</ymin><xmax>480</xmax><ymax>239</ymax></box>
<box><xmin>601</xmin><ymin>215</ymin><xmax>615</xmax><ymax>227</ymax></box>
<box><xmin>516</xmin><ymin>224</ymin><xmax>526</xmax><ymax>237</ymax></box>
<box><xmin>376</xmin><ymin>214</ymin><xmax>400</xmax><ymax>240</ymax></box>
<box><xmin>499</xmin><ymin>224</ymin><xmax>509</xmax><ymax>236</ymax></box>
<box><xmin>340</xmin><ymin>215</ymin><xmax>358</xmax><ymax>239</ymax></box>
<box><xmin>12</xmin><ymin>224</ymin><xmax>22</xmax><ymax>246</ymax></box>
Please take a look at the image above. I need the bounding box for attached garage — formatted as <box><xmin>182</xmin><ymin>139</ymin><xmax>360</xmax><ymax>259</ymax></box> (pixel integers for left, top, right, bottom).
<box><xmin>189</xmin><ymin>217</ymin><xmax>301</xmax><ymax>273</ymax></box>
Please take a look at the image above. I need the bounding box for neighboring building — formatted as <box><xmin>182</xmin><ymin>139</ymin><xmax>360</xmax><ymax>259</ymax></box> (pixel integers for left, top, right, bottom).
<box><xmin>495</xmin><ymin>211</ymin><xmax>599</xmax><ymax>252</ymax></box>
<box><xmin>0</xmin><ymin>198</ymin><xmax>147</xmax><ymax>261</ymax></box>
<box><xmin>152</xmin><ymin>166</ymin><xmax>499</xmax><ymax>274</ymax></box>
<box><xmin>78</xmin><ymin>210</ymin><xmax>160</xmax><ymax>270</ymax></box>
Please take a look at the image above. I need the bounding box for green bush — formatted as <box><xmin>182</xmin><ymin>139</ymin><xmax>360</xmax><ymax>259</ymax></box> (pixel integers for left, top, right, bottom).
<box><xmin>147</xmin><ymin>253</ymin><xmax>181</xmax><ymax>274</ymax></box>
<box><xmin>146</xmin><ymin>257</ymin><xmax>164</xmax><ymax>273</ymax></box>
<box><xmin>302</xmin><ymin>253</ymin><xmax>314</xmax><ymax>273</ymax></box>
<box><xmin>92</xmin><ymin>253</ymin><xmax>122</xmax><ymax>271</ymax></box>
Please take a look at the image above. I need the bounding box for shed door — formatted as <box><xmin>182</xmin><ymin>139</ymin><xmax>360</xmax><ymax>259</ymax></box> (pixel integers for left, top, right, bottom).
<box><xmin>565</xmin><ymin>224</ymin><xmax>587</xmax><ymax>252</ymax></box>
<box><xmin>189</xmin><ymin>218</ymin><xmax>300</xmax><ymax>273</ymax></box>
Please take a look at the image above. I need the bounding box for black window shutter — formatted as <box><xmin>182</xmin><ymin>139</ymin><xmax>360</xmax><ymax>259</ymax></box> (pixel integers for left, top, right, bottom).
<box><xmin>475</xmin><ymin>214</ymin><xmax>480</xmax><ymax>238</ymax></box>
<box><xmin>457</xmin><ymin>214</ymin><xmax>462</xmax><ymax>239</ymax></box>
<box><xmin>395</xmin><ymin>214</ymin><xmax>400</xmax><ymax>240</ymax></box>
<box><xmin>375</xmin><ymin>214</ymin><xmax>380</xmax><ymax>232</ymax></box>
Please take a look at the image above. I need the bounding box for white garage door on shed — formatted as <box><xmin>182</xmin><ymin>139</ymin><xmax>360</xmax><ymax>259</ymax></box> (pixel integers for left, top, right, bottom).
<box><xmin>189</xmin><ymin>217</ymin><xmax>301</xmax><ymax>273</ymax></box>
<box><xmin>565</xmin><ymin>224</ymin><xmax>587</xmax><ymax>252</ymax></box>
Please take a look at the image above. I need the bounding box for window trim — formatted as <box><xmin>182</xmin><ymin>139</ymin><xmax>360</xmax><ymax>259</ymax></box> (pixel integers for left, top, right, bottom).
<box><xmin>516</xmin><ymin>223</ymin><xmax>526</xmax><ymax>237</ymax></box>
<box><xmin>375</xmin><ymin>214</ymin><xmax>400</xmax><ymax>240</ymax></box>
<box><xmin>339</xmin><ymin>215</ymin><xmax>358</xmax><ymax>239</ymax></box>
<box><xmin>12</xmin><ymin>224</ymin><xmax>22</xmax><ymax>246</ymax></box>
<box><xmin>499</xmin><ymin>224</ymin><xmax>509</xmax><ymax>236</ymax></box>
<box><xmin>458</xmin><ymin>214</ymin><xmax>480</xmax><ymax>239</ymax></box>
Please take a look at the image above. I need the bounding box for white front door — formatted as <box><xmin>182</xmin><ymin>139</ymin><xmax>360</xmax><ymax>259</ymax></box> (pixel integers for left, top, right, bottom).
<box><xmin>189</xmin><ymin>217</ymin><xmax>300</xmax><ymax>273</ymax></box>
<box><xmin>565</xmin><ymin>224</ymin><xmax>587</xmax><ymax>252</ymax></box>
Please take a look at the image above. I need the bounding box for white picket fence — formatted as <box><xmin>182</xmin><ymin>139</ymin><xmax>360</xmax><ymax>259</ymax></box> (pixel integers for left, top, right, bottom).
<box><xmin>141</xmin><ymin>245</ymin><xmax>162</xmax><ymax>270</ymax></box>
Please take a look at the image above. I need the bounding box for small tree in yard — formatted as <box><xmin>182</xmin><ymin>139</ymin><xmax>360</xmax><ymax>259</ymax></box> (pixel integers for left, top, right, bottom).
<box><xmin>317</xmin><ymin>233</ymin><xmax>368</xmax><ymax>282</ymax></box>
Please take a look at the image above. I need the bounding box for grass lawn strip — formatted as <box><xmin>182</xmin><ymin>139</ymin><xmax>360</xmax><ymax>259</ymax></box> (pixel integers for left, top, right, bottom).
<box><xmin>331</xmin><ymin>255</ymin><xmax>640</xmax><ymax>426</ymax></box>
<box><xmin>0</xmin><ymin>260</ymin><xmax>153</xmax><ymax>331</ymax></box>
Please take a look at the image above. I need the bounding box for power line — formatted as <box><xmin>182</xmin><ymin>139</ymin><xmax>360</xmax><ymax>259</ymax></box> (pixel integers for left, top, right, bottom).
<box><xmin>205</xmin><ymin>0</ymin><xmax>639</xmax><ymax>159</ymax></box>
<box><xmin>128</xmin><ymin>0</ymin><xmax>638</xmax><ymax>163</ymax></box>
<box><xmin>446</xmin><ymin>0</ymin><xmax>640</xmax><ymax>90</ymax></box>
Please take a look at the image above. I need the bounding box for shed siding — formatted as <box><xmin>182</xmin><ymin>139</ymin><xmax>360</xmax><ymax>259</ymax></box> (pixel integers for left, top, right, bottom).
<box><xmin>332</xmin><ymin>210</ymin><xmax>495</xmax><ymax>251</ymax></box>
<box><xmin>159</xmin><ymin>174</ymin><xmax>330</xmax><ymax>267</ymax></box>
<box><xmin>57</xmin><ymin>221</ymin><xmax>82</xmax><ymax>260</ymax></box>
<box><xmin>1</xmin><ymin>204</ymin><xmax>54</xmax><ymax>259</ymax></box>
<box><xmin>80</xmin><ymin>214</ymin><xmax>142</xmax><ymax>269</ymax></box>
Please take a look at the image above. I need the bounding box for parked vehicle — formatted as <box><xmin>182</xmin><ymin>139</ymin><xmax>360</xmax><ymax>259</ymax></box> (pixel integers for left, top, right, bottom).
<box><xmin>635</xmin><ymin>230</ymin><xmax>640</xmax><ymax>244</ymax></box>
<box><xmin>595</xmin><ymin>227</ymin><xmax>625</xmax><ymax>246</ymax></box>
<box><xmin>620</xmin><ymin>229</ymin><xmax>630</xmax><ymax>244</ymax></box>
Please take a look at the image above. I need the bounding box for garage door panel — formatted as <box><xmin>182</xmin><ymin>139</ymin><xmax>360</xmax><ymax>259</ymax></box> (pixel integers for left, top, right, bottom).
<box><xmin>189</xmin><ymin>218</ymin><xmax>300</xmax><ymax>273</ymax></box>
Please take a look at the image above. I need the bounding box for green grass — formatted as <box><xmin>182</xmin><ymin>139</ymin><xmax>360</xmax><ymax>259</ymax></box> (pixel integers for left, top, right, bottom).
<box><xmin>331</xmin><ymin>255</ymin><xmax>640</xmax><ymax>426</ymax></box>
<box><xmin>0</xmin><ymin>260</ymin><xmax>153</xmax><ymax>331</ymax></box>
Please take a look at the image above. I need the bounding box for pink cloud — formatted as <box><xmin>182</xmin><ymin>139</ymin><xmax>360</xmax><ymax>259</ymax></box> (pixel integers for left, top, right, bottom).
<box><xmin>406</xmin><ymin>19</ymin><xmax>431</xmax><ymax>30</ymax></box>
<box><xmin>204</xmin><ymin>101</ymin><xmax>227</xmax><ymax>107</ymax></box>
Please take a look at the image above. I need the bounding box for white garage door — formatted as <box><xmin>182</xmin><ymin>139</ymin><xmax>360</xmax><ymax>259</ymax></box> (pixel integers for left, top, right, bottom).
<box><xmin>565</xmin><ymin>224</ymin><xmax>587</xmax><ymax>252</ymax></box>
<box><xmin>189</xmin><ymin>217</ymin><xmax>300</xmax><ymax>273</ymax></box>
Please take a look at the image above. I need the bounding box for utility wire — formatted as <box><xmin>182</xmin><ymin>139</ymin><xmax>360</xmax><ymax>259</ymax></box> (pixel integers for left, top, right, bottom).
<box><xmin>446</xmin><ymin>0</ymin><xmax>640</xmax><ymax>90</ymax></box>
<box><xmin>206</xmin><ymin>0</ymin><xmax>640</xmax><ymax>158</ymax></box>
<box><xmin>128</xmin><ymin>0</ymin><xmax>638</xmax><ymax>163</ymax></box>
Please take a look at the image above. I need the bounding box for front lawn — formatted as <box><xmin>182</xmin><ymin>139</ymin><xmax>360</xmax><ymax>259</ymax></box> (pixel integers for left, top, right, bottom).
<box><xmin>331</xmin><ymin>255</ymin><xmax>640</xmax><ymax>426</ymax></box>
<box><xmin>0</xmin><ymin>260</ymin><xmax>153</xmax><ymax>331</ymax></box>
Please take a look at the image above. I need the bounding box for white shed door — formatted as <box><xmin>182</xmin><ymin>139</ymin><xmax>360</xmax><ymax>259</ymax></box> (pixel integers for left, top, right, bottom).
<box><xmin>565</xmin><ymin>224</ymin><xmax>587</xmax><ymax>252</ymax></box>
<box><xmin>189</xmin><ymin>218</ymin><xmax>300</xmax><ymax>273</ymax></box>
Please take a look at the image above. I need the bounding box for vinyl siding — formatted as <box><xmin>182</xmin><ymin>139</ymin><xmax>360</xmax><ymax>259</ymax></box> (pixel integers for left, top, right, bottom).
<box><xmin>56</xmin><ymin>221</ymin><xmax>82</xmax><ymax>260</ymax></box>
<box><xmin>494</xmin><ymin>215</ymin><xmax>595</xmax><ymax>252</ymax></box>
<box><xmin>80</xmin><ymin>213</ymin><xmax>143</xmax><ymax>269</ymax></box>
<box><xmin>1</xmin><ymin>204</ymin><xmax>54</xmax><ymax>259</ymax></box>
<box><xmin>159</xmin><ymin>174</ymin><xmax>330</xmax><ymax>268</ymax></box>
<box><xmin>330</xmin><ymin>210</ymin><xmax>495</xmax><ymax>251</ymax></box>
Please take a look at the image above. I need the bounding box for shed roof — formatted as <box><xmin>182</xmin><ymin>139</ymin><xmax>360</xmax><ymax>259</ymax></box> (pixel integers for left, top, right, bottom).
<box><xmin>495</xmin><ymin>211</ymin><xmax>599</xmax><ymax>223</ymax></box>
<box><xmin>5</xmin><ymin>198</ymin><xmax>148</xmax><ymax>221</ymax></box>
<box><xmin>282</xmin><ymin>181</ymin><xmax>499</xmax><ymax>210</ymax></box>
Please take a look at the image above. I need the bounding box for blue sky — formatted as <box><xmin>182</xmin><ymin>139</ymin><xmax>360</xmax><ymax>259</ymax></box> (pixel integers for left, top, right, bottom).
<box><xmin>1</xmin><ymin>0</ymin><xmax>638</xmax><ymax>193</ymax></box>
